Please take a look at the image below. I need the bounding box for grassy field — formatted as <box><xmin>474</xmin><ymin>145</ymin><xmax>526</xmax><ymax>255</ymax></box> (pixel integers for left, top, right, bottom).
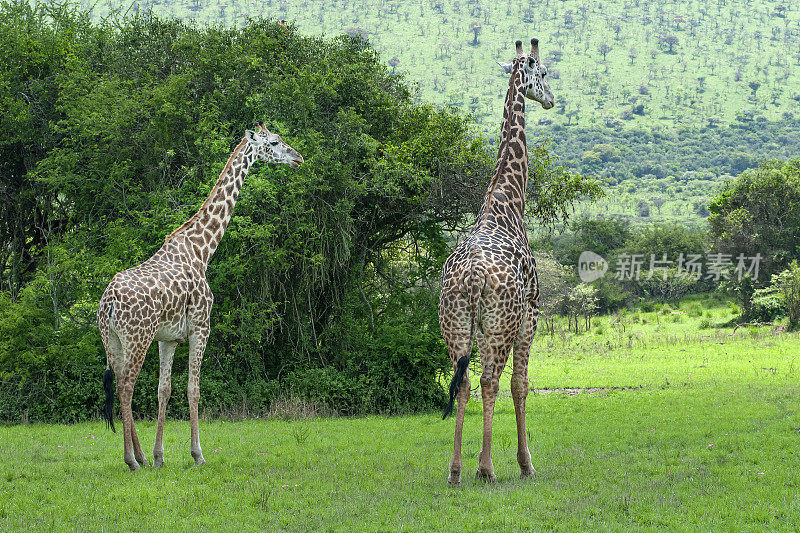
<box><xmin>3</xmin><ymin>298</ymin><xmax>800</xmax><ymax>531</ymax></box>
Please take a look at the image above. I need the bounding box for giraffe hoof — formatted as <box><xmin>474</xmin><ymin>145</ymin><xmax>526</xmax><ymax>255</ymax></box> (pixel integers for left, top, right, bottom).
<box><xmin>153</xmin><ymin>457</ymin><xmax>164</xmax><ymax>468</ymax></box>
<box><xmin>193</xmin><ymin>457</ymin><xmax>206</xmax><ymax>466</ymax></box>
<box><xmin>475</xmin><ymin>470</ymin><xmax>497</xmax><ymax>483</ymax></box>
<box><xmin>138</xmin><ymin>458</ymin><xmax>150</xmax><ymax>468</ymax></box>
<box><xmin>127</xmin><ymin>461</ymin><xmax>141</xmax><ymax>472</ymax></box>
<box><xmin>447</xmin><ymin>472</ymin><xmax>462</xmax><ymax>486</ymax></box>
<box><xmin>520</xmin><ymin>468</ymin><xmax>536</xmax><ymax>479</ymax></box>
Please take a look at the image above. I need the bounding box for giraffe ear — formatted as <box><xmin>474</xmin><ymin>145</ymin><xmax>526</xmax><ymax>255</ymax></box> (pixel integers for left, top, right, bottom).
<box><xmin>245</xmin><ymin>130</ymin><xmax>257</xmax><ymax>142</ymax></box>
<box><xmin>497</xmin><ymin>61</ymin><xmax>513</xmax><ymax>74</ymax></box>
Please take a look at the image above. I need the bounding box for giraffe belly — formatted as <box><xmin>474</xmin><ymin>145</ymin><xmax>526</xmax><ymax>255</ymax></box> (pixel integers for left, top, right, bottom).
<box><xmin>154</xmin><ymin>316</ymin><xmax>188</xmax><ymax>343</ymax></box>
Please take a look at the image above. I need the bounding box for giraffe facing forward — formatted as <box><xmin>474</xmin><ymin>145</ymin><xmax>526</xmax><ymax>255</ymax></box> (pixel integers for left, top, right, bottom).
<box><xmin>439</xmin><ymin>39</ymin><xmax>553</xmax><ymax>484</ymax></box>
<box><xmin>98</xmin><ymin>122</ymin><xmax>303</xmax><ymax>471</ymax></box>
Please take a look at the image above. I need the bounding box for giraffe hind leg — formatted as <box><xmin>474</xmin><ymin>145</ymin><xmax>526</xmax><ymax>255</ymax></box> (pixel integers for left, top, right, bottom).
<box><xmin>131</xmin><ymin>420</ymin><xmax>149</xmax><ymax>468</ymax></box>
<box><xmin>445</xmin><ymin>336</ymin><xmax>472</xmax><ymax>485</ymax></box>
<box><xmin>475</xmin><ymin>333</ymin><xmax>509</xmax><ymax>483</ymax></box>
<box><xmin>100</xmin><ymin>328</ymin><xmax>123</xmax><ymax>433</ymax></box>
<box><xmin>118</xmin><ymin>335</ymin><xmax>154</xmax><ymax>471</ymax></box>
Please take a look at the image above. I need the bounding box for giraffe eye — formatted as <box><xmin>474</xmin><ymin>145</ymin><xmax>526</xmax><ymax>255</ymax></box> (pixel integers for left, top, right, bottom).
<box><xmin>269</xmin><ymin>141</ymin><xmax>278</xmax><ymax>146</ymax></box>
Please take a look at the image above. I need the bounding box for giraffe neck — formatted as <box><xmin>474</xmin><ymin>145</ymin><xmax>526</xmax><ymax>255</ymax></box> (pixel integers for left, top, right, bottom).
<box><xmin>476</xmin><ymin>63</ymin><xmax>528</xmax><ymax>233</ymax></box>
<box><xmin>166</xmin><ymin>137</ymin><xmax>254</xmax><ymax>268</ymax></box>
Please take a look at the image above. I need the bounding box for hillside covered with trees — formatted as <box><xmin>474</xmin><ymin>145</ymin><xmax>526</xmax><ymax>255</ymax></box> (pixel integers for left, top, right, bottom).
<box><xmin>85</xmin><ymin>0</ymin><xmax>800</xmax><ymax>221</ymax></box>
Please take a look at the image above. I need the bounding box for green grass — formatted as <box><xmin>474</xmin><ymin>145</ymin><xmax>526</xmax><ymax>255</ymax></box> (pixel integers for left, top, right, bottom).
<box><xmin>3</xmin><ymin>299</ymin><xmax>800</xmax><ymax>530</ymax></box>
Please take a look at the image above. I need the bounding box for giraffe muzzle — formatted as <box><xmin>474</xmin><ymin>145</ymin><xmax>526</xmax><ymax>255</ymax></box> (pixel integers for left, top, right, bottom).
<box><xmin>288</xmin><ymin>154</ymin><xmax>305</xmax><ymax>168</ymax></box>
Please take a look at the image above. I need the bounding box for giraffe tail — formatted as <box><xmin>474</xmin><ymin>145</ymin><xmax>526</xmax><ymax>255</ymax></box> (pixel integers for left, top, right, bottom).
<box><xmin>443</xmin><ymin>356</ymin><xmax>470</xmax><ymax>419</ymax></box>
<box><xmin>98</xmin><ymin>288</ymin><xmax>116</xmax><ymax>433</ymax></box>
<box><xmin>102</xmin><ymin>367</ymin><xmax>116</xmax><ymax>433</ymax></box>
<box><xmin>443</xmin><ymin>260</ymin><xmax>485</xmax><ymax>420</ymax></box>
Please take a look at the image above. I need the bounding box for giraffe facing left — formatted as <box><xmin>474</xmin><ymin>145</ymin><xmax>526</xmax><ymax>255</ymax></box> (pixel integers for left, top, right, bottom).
<box><xmin>98</xmin><ymin>122</ymin><xmax>304</xmax><ymax>471</ymax></box>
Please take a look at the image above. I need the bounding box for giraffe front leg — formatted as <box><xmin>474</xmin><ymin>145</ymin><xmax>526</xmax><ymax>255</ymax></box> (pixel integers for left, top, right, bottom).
<box><xmin>154</xmin><ymin>341</ymin><xmax>177</xmax><ymax>468</ymax></box>
<box><xmin>512</xmin><ymin>304</ymin><xmax>538</xmax><ymax>478</ymax></box>
<box><xmin>510</xmin><ymin>369</ymin><xmax>534</xmax><ymax>478</ymax></box>
<box><xmin>187</xmin><ymin>329</ymin><xmax>209</xmax><ymax>466</ymax></box>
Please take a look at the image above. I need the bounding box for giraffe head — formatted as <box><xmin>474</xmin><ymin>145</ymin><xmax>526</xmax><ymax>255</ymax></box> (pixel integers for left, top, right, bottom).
<box><xmin>498</xmin><ymin>39</ymin><xmax>554</xmax><ymax>110</ymax></box>
<box><xmin>245</xmin><ymin>122</ymin><xmax>305</xmax><ymax>168</ymax></box>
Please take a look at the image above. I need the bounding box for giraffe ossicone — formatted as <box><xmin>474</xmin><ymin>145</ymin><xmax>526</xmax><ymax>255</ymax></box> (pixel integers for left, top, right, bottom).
<box><xmin>439</xmin><ymin>38</ymin><xmax>553</xmax><ymax>485</ymax></box>
<box><xmin>98</xmin><ymin>122</ymin><xmax>303</xmax><ymax>471</ymax></box>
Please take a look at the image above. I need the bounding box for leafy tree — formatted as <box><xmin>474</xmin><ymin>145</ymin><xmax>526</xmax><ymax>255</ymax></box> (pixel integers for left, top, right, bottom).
<box><xmin>469</xmin><ymin>21</ymin><xmax>482</xmax><ymax>45</ymax></box>
<box><xmin>636</xmin><ymin>199</ymin><xmax>651</xmax><ymax>217</ymax></box>
<box><xmin>750</xmin><ymin>261</ymin><xmax>800</xmax><ymax>328</ymax></box>
<box><xmin>659</xmin><ymin>34</ymin><xmax>679</xmax><ymax>53</ymax></box>
<box><xmin>565</xmin><ymin>283</ymin><xmax>598</xmax><ymax>333</ymax></box>
<box><xmin>709</xmin><ymin>160</ymin><xmax>800</xmax><ymax>282</ymax></box>
<box><xmin>636</xmin><ymin>268</ymin><xmax>696</xmax><ymax>303</ymax></box>
<box><xmin>553</xmin><ymin>217</ymin><xmax>630</xmax><ymax>268</ymax></box>
<box><xmin>598</xmin><ymin>43</ymin><xmax>613</xmax><ymax>61</ymax></box>
<box><xmin>651</xmin><ymin>196</ymin><xmax>665</xmax><ymax>214</ymax></box>
<box><xmin>628</xmin><ymin>47</ymin><xmax>638</xmax><ymax>65</ymax></box>
<box><xmin>622</xmin><ymin>222</ymin><xmax>707</xmax><ymax>263</ymax></box>
<box><xmin>0</xmin><ymin>2</ymin><xmax>601</xmax><ymax>420</ymax></box>
<box><xmin>388</xmin><ymin>56</ymin><xmax>400</xmax><ymax>74</ymax></box>
<box><xmin>533</xmin><ymin>251</ymin><xmax>571</xmax><ymax>335</ymax></box>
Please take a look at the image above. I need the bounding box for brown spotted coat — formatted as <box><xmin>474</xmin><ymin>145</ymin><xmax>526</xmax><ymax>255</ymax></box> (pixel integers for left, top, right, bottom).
<box><xmin>98</xmin><ymin>123</ymin><xmax>303</xmax><ymax>471</ymax></box>
<box><xmin>439</xmin><ymin>39</ymin><xmax>553</xmax><ymax>484</ymax></box>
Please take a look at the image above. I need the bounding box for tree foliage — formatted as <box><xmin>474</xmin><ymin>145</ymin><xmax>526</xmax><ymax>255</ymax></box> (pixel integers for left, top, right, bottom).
<box><xmin>709</xmin><ymin>159</ymin><xmax>800</xmax><ymax>281</ymax></box>
<box><xmin>0</xmin><ymin>1</ymin><xmax>596</xmax><ymax>421</ymax></box>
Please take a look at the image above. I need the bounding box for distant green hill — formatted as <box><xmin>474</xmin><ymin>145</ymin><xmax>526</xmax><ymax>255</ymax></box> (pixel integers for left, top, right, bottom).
<box><xmin>84</xmin><ymin>0</ymin><xmax>800</xmax><ymax>221</ymax></box>
<box><xmin>92</xmin><ymin>0</ymin><xmax>800</xmax><ymax>133</ymax></box>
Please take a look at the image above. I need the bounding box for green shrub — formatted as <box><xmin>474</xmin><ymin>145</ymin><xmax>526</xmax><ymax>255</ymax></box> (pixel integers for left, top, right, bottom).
<box><xmin>592</xmin><ymin>278</ymin><xmax>633</xmax><ymax>313</ymax></box>
<box><xmin>749</xmin><ymin>289</ymin><xmax>784</xmax><ymax>322</ymax></box>
<box><xmin>638</xmin><ymin>300</ymin><xmax>655</xmax><ymax>313</ymax></box>
<box><xmin>684</xmin><ymin>303</ymin><xmax>703</xmax><ymax>317</ymax></box>
<box><xmin>749</xmin><ymin>261</ymin><xmax>800</xmax><ymax>327</ymax></box>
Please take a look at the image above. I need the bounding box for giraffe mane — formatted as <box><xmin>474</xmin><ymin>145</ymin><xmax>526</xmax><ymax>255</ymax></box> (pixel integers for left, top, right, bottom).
<box><xmin>164</xmin><ymin>137</ymin><xmax>249</xmax><ymax>242</ymax></box>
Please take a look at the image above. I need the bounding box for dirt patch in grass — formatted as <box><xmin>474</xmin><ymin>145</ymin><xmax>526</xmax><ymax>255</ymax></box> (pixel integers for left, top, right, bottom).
<box><xmin>475</xmin><ymin>386</ymin><xmax>641</xmax><ymax>399</ymax></box>
<box><xmin>532</xmin><ymin>387</ymin><xmax>639</xmax><ymax>396</ymax></box>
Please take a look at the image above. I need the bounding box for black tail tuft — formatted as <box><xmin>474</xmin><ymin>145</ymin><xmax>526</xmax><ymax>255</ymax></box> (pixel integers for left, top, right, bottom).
<box><xmin>443</xmin><ymin>355</ymin><xmax>470</xmax><ymax>420</ymax></box>
<box><xmin>102</xmin><ymin>368</ymin><xmax>116</xmax><ymax>433</ymax></box>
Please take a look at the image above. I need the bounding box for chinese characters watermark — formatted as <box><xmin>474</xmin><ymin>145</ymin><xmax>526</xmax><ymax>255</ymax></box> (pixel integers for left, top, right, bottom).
<box><xmin>578</xmin><ymin>251</ymin><xmax>761</xmax><ymax>283</ymax></box>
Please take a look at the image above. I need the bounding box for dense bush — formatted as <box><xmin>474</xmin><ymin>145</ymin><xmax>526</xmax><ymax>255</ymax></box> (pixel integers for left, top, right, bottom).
<box><xmin>709</xmin><ymin>159</ymin><xmax>800</xmax><ymax>281</ymax></box>
<box><xmin>750</xmin><ymin>262</ymin><xmax>800</xmax><ymax>328</ymax></box>
<box><xmin>0</xmin><ymin>2</ymin><xmax>596</xmax><ymax>421</ymax></box>
<box><xmin>708</xmin><ymin>159</ymin><xmax>800</xmax><ymax>315</ymax></box>
<box><xmin>0</xmin><ymin>2</ymin><xmax>493</xmax><ymax>420</ymax></box>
